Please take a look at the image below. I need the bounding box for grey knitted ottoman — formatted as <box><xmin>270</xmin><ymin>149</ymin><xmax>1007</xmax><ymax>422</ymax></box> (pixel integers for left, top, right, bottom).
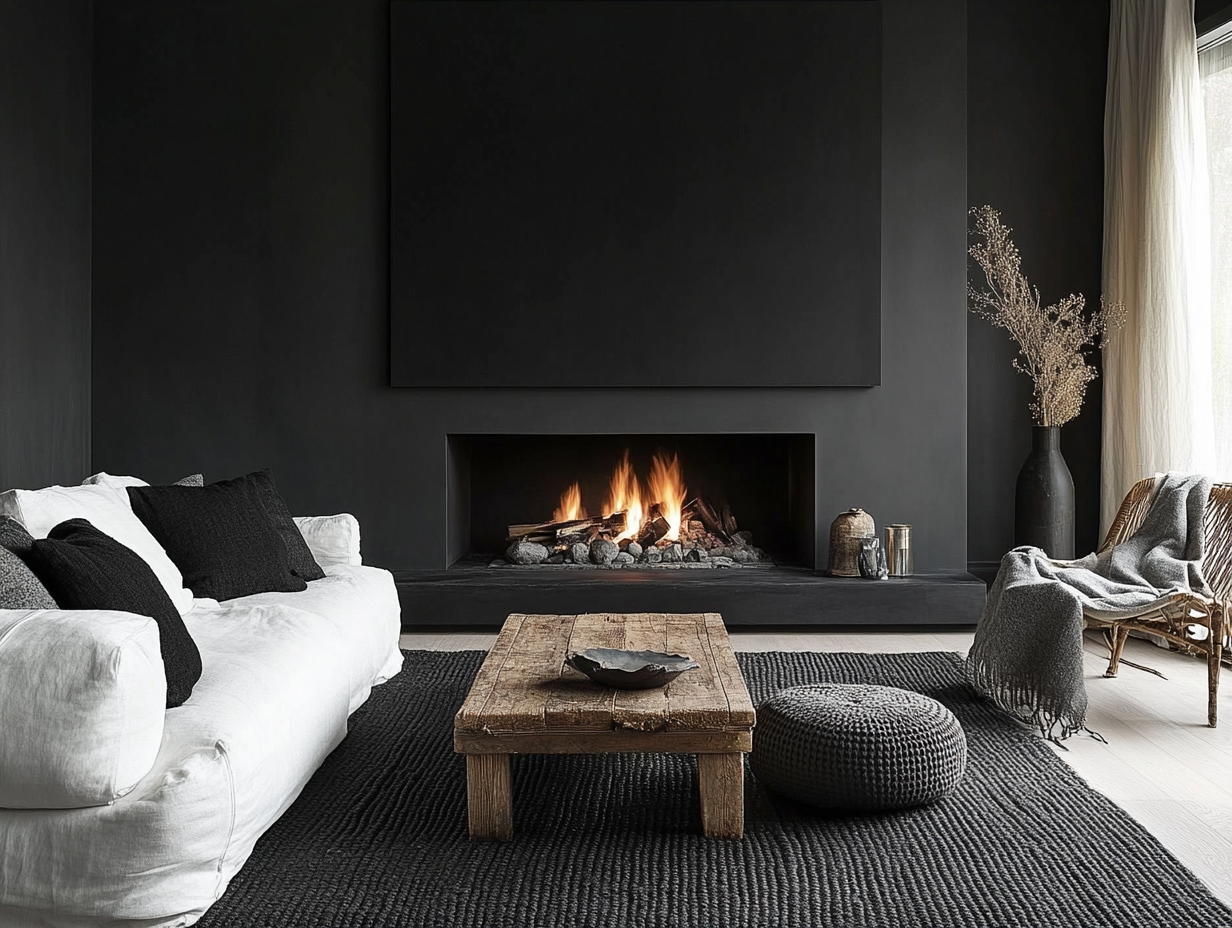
<box><xmin>750</xmin><ymin>683</ymin><xmax>967</xmax><ymax>811</ymax></box>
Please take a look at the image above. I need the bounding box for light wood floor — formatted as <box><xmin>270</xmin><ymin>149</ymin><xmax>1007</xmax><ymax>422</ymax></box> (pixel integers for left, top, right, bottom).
<box><xmin>400</xmin><ymin>626</ymin><xmax>1232</xmax><ymax>907</ymax></box>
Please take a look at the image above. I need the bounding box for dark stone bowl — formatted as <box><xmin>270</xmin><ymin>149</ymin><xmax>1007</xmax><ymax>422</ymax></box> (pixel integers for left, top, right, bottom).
<box><xmin>565</xmin><ymin>648</ymin><xmax>700</xmax><ymax>689</ymax></box>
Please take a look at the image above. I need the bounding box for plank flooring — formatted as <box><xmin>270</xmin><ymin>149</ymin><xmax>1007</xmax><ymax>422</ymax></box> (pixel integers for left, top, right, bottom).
<box><xmin>399</xmin><ymin>625</ymin><xmax>1232</xmax><ymax>907</ymax></box>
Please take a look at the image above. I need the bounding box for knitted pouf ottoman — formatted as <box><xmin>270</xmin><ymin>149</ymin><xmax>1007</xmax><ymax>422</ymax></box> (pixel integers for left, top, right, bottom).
<box><xmin>750</xmin><ymin>684</ymin><xmax>967</xmax><ymax>811</ymax></box>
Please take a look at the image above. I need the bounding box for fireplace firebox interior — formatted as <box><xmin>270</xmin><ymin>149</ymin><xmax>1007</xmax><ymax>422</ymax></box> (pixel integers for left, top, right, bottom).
<box><xmin>446</xmin><ymin>434</ymin><xmax>815</xmax><ymax>570</ymax></box>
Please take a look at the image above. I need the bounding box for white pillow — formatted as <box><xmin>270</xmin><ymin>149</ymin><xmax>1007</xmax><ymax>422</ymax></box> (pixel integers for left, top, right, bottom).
<box><xmin>0</xmin><ymin>609</ymin><xmax>167</xmax><ymax>809</ymax></box>
<box><xmin>81</xmin><ymin>472</ymin><xmax>150</xmax><ymax>489</ymax></box>
<box><xmin>294</xmin><ymin>513</ymin><xmax>362</xmax><ymax>567</ymax></box>
<box><xmin>0</xmin><ymin>484</ymin><xmax>194</xmax><ymax>615</ymax></box>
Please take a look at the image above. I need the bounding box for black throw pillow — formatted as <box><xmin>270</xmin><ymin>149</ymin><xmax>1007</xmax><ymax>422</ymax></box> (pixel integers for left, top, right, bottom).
<box><xmin>241</xmin><ymin>469</ymin><xmax>325</xmax><ymax>582</ymax></box>
<box><xmin>128</xmin><ymin>478</ymin><xmax>307</xmax><ymax>601</ymax></box>
<box><xmin>27</xmin><ymin>518</ymin><xmax>202</xmax><ymax>708</ymax></box>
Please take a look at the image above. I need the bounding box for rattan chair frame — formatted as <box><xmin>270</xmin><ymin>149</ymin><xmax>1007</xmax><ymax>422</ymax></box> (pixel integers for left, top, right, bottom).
<box><xmin>1083</xmin><ymin>478</ymin><xmax>1230</xmax><ymax>728</ymax></box>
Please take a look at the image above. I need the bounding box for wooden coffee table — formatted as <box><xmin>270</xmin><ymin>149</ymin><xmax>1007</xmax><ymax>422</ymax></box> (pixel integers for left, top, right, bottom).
<box><xmin>454</xmin><ymin>612</ymin><xmax>755</xmax><ymax>840</ymax></box>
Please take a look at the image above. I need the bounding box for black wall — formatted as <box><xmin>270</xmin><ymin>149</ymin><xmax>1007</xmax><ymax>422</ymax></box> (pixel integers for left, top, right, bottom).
<box><xmin>92</xmin><ymin>0</ymin><xmax>969</xmax><ymax>577</ymax></box>
<box><xmin>0</xmin><ymin>0</ymin><xmax>92</xmax><ymax>491</ymax></box>
<box><xmin>966</xmin><ymin>0</ymin><xmax>1111</xmax><ymax>575</ymax></box>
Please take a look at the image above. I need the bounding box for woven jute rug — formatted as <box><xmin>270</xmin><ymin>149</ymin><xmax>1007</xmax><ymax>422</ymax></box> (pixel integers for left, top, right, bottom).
<box><xmin>196</xmin><ymin>650</ymin><xmax>1232</xmax><ymax>928</ymax></box>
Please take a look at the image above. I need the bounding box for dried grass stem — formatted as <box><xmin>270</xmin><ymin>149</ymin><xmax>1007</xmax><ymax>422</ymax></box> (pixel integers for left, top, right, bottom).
<box><xmin>967</xmin><ymin>206</ymin><xmax>1125</xmax><ymax>427</ymax></box>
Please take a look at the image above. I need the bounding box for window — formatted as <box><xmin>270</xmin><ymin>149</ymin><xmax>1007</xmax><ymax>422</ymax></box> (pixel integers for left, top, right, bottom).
<box><xmin>1201</xmin><ymin>21</ymin><xmax>1232</xmax><ymax>479</ymax></box>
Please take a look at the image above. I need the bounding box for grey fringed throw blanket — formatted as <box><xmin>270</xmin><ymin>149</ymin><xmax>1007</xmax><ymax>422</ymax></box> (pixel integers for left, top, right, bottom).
<box><xmin>966</xmin><ymin>472</ymin><xmax>1211</xmax><ymax>740</ymax></box>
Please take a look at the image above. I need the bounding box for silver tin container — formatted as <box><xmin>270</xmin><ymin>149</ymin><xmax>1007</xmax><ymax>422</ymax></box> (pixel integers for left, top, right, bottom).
<box><xmin>885</xmin><ymin>524</ymin><xmax>913</xmax><ymax>577</ymax></box>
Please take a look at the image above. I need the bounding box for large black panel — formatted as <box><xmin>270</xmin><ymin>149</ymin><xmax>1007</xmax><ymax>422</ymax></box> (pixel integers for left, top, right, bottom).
<box><xmin>390</xmin><ymin>1</ymin><xmax>882</xmax><ymax>387</ymax></box>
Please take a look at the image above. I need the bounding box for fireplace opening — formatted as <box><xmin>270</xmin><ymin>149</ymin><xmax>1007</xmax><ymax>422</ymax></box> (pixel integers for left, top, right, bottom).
<box><xmin>446</xmin><ymin>434</ymin><xmax>815</xmax><ymax>570</ymax></box>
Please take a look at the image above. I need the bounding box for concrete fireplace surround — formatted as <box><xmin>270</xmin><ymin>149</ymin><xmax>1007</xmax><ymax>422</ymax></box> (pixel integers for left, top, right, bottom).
<box><xmin>425</xmin><ymin>431</ymin><xmax>985</xmax><ymax>627</ymax></box>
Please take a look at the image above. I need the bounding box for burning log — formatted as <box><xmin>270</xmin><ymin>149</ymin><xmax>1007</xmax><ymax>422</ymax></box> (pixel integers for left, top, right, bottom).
<box><xmin>637</xmin><ymin>516</ymin><xmax>671</xmax><ymax>547</ymax></box>
<box><xmin>517</xmin><ymin>534</ymin><xmax>555</xmax><ymax>546</ymax></box>
<box><xmin>721</xmin><ymin>503</ymin><xmax>738</xmax><ymax>535</ymax></box>
<box><xmin>557</xmin><ymin>513</ymin><xmax>627</xmax><ymax>541</ymax></box>
<box><xmin>683</xmin><ymin>497</ymin><xmax>733</xmax><ymax>544</ymax></box>
<box><xmin>507</xmin><ymin>511</ymin><xmax>627</xmax><ymax>543</ymax></box>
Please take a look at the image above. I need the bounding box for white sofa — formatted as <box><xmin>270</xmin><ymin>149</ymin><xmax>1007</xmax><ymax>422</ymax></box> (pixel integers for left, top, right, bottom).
<box><xmin>0</xmin><ymin>506</ymin><xmax>404</xmax><ymax>927</ymax></box>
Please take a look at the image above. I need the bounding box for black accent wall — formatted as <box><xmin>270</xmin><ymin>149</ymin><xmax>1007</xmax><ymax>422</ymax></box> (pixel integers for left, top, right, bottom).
<box><xmin>966</xmin><ymin>0</ymin><xmax>1110</xmax><ymax>576</ymax></box>
<box><xmin>92</xmin><ymin>0</ymin><xmax>969</xmax><ymax>578</ymax></box>
<box><xmin>0</xmin><ymin>0</ymin><xmax>92</xmax><ymax>492</ymax></box>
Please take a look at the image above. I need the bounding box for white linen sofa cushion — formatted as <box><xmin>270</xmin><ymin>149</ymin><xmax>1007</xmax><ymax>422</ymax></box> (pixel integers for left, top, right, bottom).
<box><xmin>0</xmin><ymin>609</ymin><xmax>166</xmax><ymax>809</ymax></box>
<box><xmin>0</xmin><ymin>484</ymin><xmax>194</xmax><ymax>615</ymax></box>
<box><xmin>293</xmin><ymin>513</ymin><xmax>362</xmax><ymax>567</ymax></box>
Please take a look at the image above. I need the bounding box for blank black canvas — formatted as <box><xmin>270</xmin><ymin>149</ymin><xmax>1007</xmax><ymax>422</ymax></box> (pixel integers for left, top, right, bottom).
<box><xmin>390</xmin><ymin>1</ymin><xmax>882</xmax><ymax>387</ymax></box>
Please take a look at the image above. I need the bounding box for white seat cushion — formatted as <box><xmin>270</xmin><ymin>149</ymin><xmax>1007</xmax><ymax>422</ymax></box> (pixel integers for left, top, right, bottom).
<box><xmin>81</xmin><ymin>472</ymin><xmax>151</xmax><ymax>489</ymax></box>
<box><xmin>0</xmin><ymin>484</ymin><xmax>194</xmax><ymax>615</ymax></box>
<box><xmin>0</xmin><ymin>609</ymin><xmax>166</xmax><ymax>809</ymax></box>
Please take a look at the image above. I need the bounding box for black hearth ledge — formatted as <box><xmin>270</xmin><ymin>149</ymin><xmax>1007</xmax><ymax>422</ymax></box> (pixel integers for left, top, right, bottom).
<box><xmin>392</xmin><ymin>564</ymin><xmax>985</xmax><ymax>629</ymax></box>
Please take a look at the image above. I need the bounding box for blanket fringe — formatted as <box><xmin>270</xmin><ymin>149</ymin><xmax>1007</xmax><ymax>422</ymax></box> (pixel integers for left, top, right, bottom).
<box><xmin>967</xmin><ymin>658</ymin><xmax>1087</xmax><ymax>742</ymax></box>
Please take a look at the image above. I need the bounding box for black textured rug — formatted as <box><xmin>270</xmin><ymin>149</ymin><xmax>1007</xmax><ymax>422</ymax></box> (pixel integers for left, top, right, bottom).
<box><xmin>195</xmin><ymin>651</ymin><xmax>1232</xmax><ymax>928</ymax></box>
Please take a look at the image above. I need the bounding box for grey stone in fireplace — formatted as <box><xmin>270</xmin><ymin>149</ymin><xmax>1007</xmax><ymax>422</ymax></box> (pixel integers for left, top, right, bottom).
<box><xmin>493</xmin><ymin>524</ymin><xmax>772</xmax><ymax>570</ymax></box>
<box><xmin>488</xmin><ymin>557</ymin><xmax>772</xmax><ymax>571</ymax></box>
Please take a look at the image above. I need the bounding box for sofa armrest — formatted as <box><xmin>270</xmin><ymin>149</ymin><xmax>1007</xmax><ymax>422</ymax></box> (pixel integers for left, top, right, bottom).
<box><xmin>294</xmin><ymin>513</ymin><xmax>362</xmax><ymax>567</ymax></box>
<box><xmin>0</xmin><ymin>609</ymin><xmax>166</xmax><ymax>809</ymax></box>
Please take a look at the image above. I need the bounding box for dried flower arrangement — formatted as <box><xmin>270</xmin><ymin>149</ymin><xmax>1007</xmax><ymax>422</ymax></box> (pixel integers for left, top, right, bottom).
<box><xmin>967</xmin><ymin>205</ymin><xmax>1126</xmax><ymax>427</ymax></box>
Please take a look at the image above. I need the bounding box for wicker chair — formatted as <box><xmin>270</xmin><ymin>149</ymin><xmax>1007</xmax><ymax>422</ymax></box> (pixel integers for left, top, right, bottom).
<box><xmin>1085</xmin><ymin>477</ymin><xmax>1232</xmax><ymax>727</ymax></box>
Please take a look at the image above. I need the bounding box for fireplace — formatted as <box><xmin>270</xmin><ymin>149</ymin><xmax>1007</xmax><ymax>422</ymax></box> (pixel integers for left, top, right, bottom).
<box><xmin>446</xmin><ymin>433</ymin><xmax>816</xmax><ymax>569</ymax></box>
<box><xmin>389</xmin><ymin>432</ymin><xmax>982</xmax><ymax>628</ymax></box>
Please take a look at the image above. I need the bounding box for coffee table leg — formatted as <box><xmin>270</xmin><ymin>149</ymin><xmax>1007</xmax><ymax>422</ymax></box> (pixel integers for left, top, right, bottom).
<box><xmin>467</xmin><ymin>753</ymin><xmax>513</xmax><ymax>840</ymax></box>
<box><xmin>697</xmin><ymin>753</ymin><xmax>744</xmax><ymax>838</ymax></box>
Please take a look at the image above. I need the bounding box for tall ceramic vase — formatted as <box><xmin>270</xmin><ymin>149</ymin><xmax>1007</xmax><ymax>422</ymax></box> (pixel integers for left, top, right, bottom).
<box><xmin>1014</xmin><ymin>426</ymin><xmax>1075</xmax><ymax>559</ymax></box>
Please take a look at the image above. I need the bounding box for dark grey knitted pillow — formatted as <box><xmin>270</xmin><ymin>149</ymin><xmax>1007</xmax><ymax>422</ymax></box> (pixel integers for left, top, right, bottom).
<box><xmin>750</xmin><ymin>683</ymin><xmax>967</xmax><ymax>811</ymax></box>
<box><xmin>242</xmin><ymin>469</ymin><xmax>325</xmax><ymax>582</ymax></box>
<box><xmin>0</xmin><ymin>516</ymin><xmax>58</xmax><ymax>609</ymax></box>
<box><xmin>127</xmin><ymin>478</ymin><xmax>307</xmax><ymax>601</ymax></box>
<box><xmin>0</xmin><ymin>546</ymin><xmax>58</xmax><ymax>609</ymax></box>
<box><xmin>26</xmin><ymin>518</ymin><xmax>202</xmax><ymax>708</ymax></box>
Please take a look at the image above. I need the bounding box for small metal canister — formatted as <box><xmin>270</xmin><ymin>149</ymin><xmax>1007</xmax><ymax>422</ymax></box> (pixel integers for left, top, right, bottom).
<box><xmin>885</xmin><ymin>524</ymin><xmax>913</xmax><ymax>577</ymax></box>
<box><xmin>828</xmin><ymin>508</ymin><xmax>875</xmax><ymax>577</ymax></box>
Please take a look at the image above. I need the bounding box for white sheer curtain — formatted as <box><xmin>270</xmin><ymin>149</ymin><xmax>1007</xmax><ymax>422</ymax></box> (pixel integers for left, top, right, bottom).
<box><xmin>1101</xmin><ymin>0</ymin><xmax>1215</xmax><ymax>534</ymax></box>
<box><xmin>1200</xmin><ymin>32</ymin><xmax>1232</xmax><ymax>482</ymax></box>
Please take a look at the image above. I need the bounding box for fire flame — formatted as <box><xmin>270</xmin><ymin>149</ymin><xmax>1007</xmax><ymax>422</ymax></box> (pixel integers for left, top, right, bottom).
<box><xmin>553</xmin><ymin>482</ymin><xmax>587</xmax><ymax>523</ymax></box>
<box><xmin>647</xmin><ymin>452</ymin><xmax>687</xmax><ymax>541</ymax></box>
<box><xmin>549</xmin><ymin>451</ymin><xmax>689</xmax><ymax>545</ymax></box>
<box><xmin>584</xmin><ymin>450</ymin><xmax>687</xmax><ymax>543</ymax></box>
<box><xmin>604</xmin><ymin>452</ymin><xmax>643</xmax><ymax>541</ymax></box>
